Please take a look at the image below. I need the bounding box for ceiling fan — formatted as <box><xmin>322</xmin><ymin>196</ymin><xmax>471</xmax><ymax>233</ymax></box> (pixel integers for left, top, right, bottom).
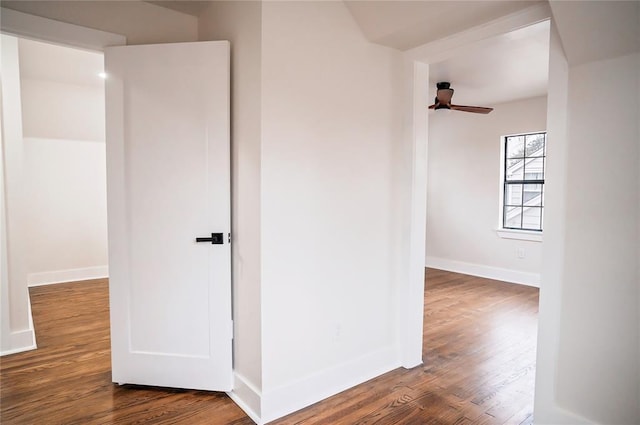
<box><xmin>428</xmin><ymin>82</ymin><xmax>493</xmax><ymax>114</ymax></box>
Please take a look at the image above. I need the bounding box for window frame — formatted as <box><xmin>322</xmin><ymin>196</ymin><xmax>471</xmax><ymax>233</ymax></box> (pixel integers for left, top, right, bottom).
<box><xmin>497</xmin><ymin>131</ymin><xmax>546</xmax><ymax>241</ymax></box>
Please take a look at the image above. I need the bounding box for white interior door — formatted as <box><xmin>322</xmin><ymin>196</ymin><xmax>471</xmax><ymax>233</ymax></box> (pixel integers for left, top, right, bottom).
<box><xmin>105</xmin><ymin>41</ymin><xmax>232</xmax><ymax>391</ymax></box>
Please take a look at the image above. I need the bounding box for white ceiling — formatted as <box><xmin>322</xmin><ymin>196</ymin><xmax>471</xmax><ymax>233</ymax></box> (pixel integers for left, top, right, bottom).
<box><xmin>17</xmin><ymin>38</ymin><xmax>104</xmax><ymax>87</ymax></box>
<box><xmin>428</xmin><ymin>20</ymin><xmax>550</xmax><ymax>107</ymax></box>
<box><xmin>549</xmin><ymin>0</ymin><xmax>640</xmax><ymax>66</ymax></box>
<box><xmin>145</xmin><ymin>0</ymin><xmax>209</xmax><ymax>17</ymax></box>
<box><xmin>140</xmin><ymin>0</ymin><xmax>551</xmax><ymax>105</ymax></box>
<box><xmin>14</xmin><ymin>1</ymin><xmax>551</xmax><ymax>107</ymax></box>
<box><xmin>344</xmin><ymin>0</ymin><xmax>543</xmax><ymax>51</ymax></box>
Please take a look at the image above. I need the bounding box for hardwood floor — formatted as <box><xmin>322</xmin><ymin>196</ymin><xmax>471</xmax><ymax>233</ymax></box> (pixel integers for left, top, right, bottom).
<box><xmin>0</xmin><ymin>279</ymin><xmax>253</xmax><ymax>425</ymax></box>
<box><xmin>271</xmin><ymin>269</ymin><xmax>539</xmax><ymax>425</ymax></box>
<box><xmin>1</xmin><ymin>269</ymin><xmax>539</xmax><ymax>424</ymax></box>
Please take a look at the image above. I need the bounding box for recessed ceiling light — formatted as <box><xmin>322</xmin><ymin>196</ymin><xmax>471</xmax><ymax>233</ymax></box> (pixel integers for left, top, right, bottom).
<box><xmin>98</xmin><ymin>72</ymin><xmax>107</xmax><ymax>79</ymax></box>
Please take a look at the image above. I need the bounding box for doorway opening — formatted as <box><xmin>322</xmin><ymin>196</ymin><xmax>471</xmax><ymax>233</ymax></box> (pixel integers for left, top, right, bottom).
<box><xmin>425</xmin><ymin>21</ymin><xmax>550</xmax><ymax>284</ymax></box>
<box><xmin>18</xmin><ymin>37</ymin><xmax>109</xmax><ymax>291</ymax></box>
<box><xmin>1</xmin><ymin>8</ymin><xmax>123</xmax><ymax>358</ymax></box>
<box><xmin>420</xmin><ymin>18</ymin><xmax>551</xmax><ymax>423</ymax></box>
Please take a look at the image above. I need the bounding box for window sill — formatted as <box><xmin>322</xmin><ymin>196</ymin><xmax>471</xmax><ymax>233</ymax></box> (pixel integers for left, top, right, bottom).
<box><xmin>496</xmin><ymin>229</ymin><xmax>542</xmax><ymax>242</ymax></box>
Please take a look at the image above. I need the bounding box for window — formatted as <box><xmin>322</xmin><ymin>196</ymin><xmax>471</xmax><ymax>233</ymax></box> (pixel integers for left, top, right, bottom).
<box><xmin>502</xmin><ymin>132</ymin><xmax>546</xmax><ymax>232</ymax></box>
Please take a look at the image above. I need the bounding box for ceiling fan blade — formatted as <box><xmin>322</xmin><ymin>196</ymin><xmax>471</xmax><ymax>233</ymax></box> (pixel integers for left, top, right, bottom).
<box><xmin>450</xmin><ymin>104</ymin><xmax>493</xmax><ymax>114</ymax></box>
<box><xmin>436</xmin><ymin>88</ymin><xmax>454</xmax><ymax>105</ymax></box>
<box><xmin>428</xmin><ymin>104</ymin><xmax>437</xmax><ymax>109</ymax></box>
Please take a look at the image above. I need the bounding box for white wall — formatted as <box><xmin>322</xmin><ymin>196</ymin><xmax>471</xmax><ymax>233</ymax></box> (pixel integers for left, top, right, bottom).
<box><xmin>533</xmin><ymin>19</ymin><xmax>582</xmax><ymax>425</ymax></box>
<box><xmin>200</xmin><ymin>4</ymin><xmax>407</xmax><ymax>421</ymax></box>
<box><xmin>426</xmin><ymin>96</ymin><xmax>547</xmax><ymax>285</ymax></box>
<box><xmin>1</xmin><ymin>111</ymin><xmax>10</xmax><ymax>351</ymax></box>
<box><xmin>20</xmin><ymin>79</ymin><xmax>105</xmax><ymax>141</ymax></box>
<box><xmin>198</xmin><ymin>2</ymin><xmax>264</xmax><ymax>419</ymax></box>
<box><xmin>23</xmin><ymin>137</ymin><xmax>107</xmax><ymax>285</ymax></box>
<box><xmin>18</xmin><ymin>42</ymin><xmax>108</xmax><ymax>286</ymax></box>
<box><xmin>1</xmin><ymin>34</ymin><xmax>35</xmax><ymax>355</ymax></box>
<box><xmin>533</xmin><ymin>5</ymin><xmax>640</xmax><ymax>421</ymax></box>
<box><xmin>260</xmin><ymin>2</ymin><xmax>403</xmax><ymax>421</ymax></box>
<box><xmin>554</xmin><ymin>52</ymin><xmax>639</xmax><ymax>425</ymax></box>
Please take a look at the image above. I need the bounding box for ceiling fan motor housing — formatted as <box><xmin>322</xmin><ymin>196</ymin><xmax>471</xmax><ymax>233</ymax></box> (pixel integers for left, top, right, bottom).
<box><xmin>433</xmin><ymin>101</ymin><xmax>451</xmax><ymax>110</ymax></box>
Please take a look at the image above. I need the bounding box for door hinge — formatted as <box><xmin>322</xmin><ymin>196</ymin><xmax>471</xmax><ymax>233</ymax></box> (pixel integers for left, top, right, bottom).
<box><xmin>230</xmin><ymin>320</ymin><xmax>234</xmax><ymax>340</ymax></box>
<box><xmin>228</xmin><ymin>232</ymin><xmax>231</xmax><ymax>244</ymax></box>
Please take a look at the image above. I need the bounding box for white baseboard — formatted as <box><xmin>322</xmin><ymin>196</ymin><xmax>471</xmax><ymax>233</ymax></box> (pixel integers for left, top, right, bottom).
<box><xmin>426</xmin><ymin>256</ymin><xmax>540</xmax><ymax>287</ymax></box>
<box><xmin>1</xmin><ymin>328</ymin><xmax>36</xmax><ymax>356</ymax></box>
<box><xmin>27</xmin><ymin>265</ymin><xmax>108</xmax><ymax>287</ymax></box>
<box><xmin>227</xmin><ymin>348</ymin><xmax>399</xmax><ymax>424</ymax></box>
<box><xmin>533</xmin><ymin>404</ymin><xmax>595</xmax><ymax>425</ymax></box>
<box><xmin>260</xmin><ymin>346</ymin><xmax>399</xmax><ymax>424</ymax></box>
<box><xmin>228</xmin><ymin>373</ymin><xmax>262</xmax><ymax>424</ymax></box>
<box><xmin>2</xmin><ymin>292</ymin><xmax>38</xmax><ymax>356</ymax></box>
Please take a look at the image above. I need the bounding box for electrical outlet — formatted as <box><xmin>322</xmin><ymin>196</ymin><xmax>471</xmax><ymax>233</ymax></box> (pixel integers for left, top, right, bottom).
<box><xmin>517</xmin><ymin>248</ymin><xmax>525</xmax><ymax>259</ymax></box>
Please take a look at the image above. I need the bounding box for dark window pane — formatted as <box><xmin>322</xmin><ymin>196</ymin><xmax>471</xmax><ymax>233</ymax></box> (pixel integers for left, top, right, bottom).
<box><xmin>525</xmin><ymin>157</ymin><xmax>544</xmax><ymax>178</ymax></box>
<box><xmin>523</xmin><ymin>184</ymin><xmax>542</xmax><ymax>206</ymax></box>
<box><xmin>505</xmin><ymin>183</ymin><xmax>523</xmax><ymax>205</ymax></box>
<box><xmin>506</xmin><ymin>136</ymin><xmax>524</xmax><ymax>159</ymax></box>
<box><xmin>525</xmin><ymin>133</ymin><xmax>545</xmax><ymax>156</ymax></box>
<box><xmin>504</xmin><ymin>206</ymin><xmax>523</xmax><ymax>228</ymax></box>
<box><xmin>506</xmin><ymin>158</ymin><xmax>524</xmax><ymax>180</ymax></box>
<box><xmin>524</xmin><ymin>172</ymin><xmax>543</xmax><ymax>180</ymax></box>
<box><xmin>523</xmin><ymin>207</ymin><xmax>542</xmax><ymax>230</ymax></box>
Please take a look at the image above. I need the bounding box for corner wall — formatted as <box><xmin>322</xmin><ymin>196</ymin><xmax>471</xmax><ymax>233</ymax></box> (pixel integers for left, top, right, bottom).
<box><xmin>534</xmin><ymin>17</ymin><xmax>640</xmax><ymax>425</ymax></box>
<box><xmin>200</xmin><ymin>2</ymin><xmax>407</xmax><ymax>422</ymax></box>
<box><xmin>554</xmin><ymin>51</ymin><xmax>639</xmax><ymax>425</ymax></box>
<box><xmin>533</xmin><ymin>20</ymin><xmax>585</xmax><ymax>424</ymax></box>
<box><xmin>426</xmin><ymin>96</ymin><xmax>547</xmax><ymax>286</ymax></box>
<box><xmin>23</xmin><ymin>137</ymin><xmax>108</xmax><ymax>286</ymax></box>
<box><xmin>198</xmin><ymin>2</ymin><xmax>263</xmax><ymax>420</ymax></box>
<box><xmin>259</xmin><ymin>2</ymin><xmax>403</xmax><ymax>421</ymax></box>
<box><xmin>20</xmin><ymin>62</ymin><xmax>108</xmax><ymax>286</ymax></box>
<box><xmin>1</xmin><ymin>34</ymin><xmax>35</xmax><ymax>355</ymax></box>
<box><xmin>20</xmin><ymin>78</ymin><xmax>105</xmax><ymax>141</ymax></box>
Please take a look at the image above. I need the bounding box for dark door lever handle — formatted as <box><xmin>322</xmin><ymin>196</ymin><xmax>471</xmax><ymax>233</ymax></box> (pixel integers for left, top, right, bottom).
<box><xmin>196</xmin><ymin>233</ymin><xmax>224</xmax><ymax>244</ymax></box>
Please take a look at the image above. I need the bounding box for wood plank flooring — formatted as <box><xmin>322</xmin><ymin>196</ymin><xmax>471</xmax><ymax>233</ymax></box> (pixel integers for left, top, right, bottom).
<box><xmin>1</xmin><ymin>269</ymin><xmax>539</xmax><ymax>424</ymax></box>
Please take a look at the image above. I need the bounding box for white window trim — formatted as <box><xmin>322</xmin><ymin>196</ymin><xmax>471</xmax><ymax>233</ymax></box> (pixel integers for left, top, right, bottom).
<box><xmin>497</xmin><ymin>131</ymin><xmax>545</xmax><ymax>241</ymax></box>
<box><xmin>496</xmin><ymin>228</ymin><xmax>542</xmax><ymax>242</ymax></box>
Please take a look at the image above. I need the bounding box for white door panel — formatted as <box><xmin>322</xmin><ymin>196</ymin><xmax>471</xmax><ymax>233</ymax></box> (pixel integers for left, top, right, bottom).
<box><xmin>105</xmin><ymin>41</ymin><xmax>232</xmax><ymax>391</ymax></box>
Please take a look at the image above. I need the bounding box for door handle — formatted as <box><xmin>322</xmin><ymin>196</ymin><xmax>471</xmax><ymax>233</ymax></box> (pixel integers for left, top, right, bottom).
<box><xmin>196</xmin><ymin>233</ymin><xmax>224</xmax><ymax>244</ymax></box>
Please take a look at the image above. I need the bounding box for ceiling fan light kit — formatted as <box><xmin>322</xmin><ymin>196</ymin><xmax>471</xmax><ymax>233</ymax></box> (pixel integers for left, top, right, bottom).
<box><xmin>428</xmin><ymin>81</ymin><xmax>494</xmax><ymax>114</ymax></box>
